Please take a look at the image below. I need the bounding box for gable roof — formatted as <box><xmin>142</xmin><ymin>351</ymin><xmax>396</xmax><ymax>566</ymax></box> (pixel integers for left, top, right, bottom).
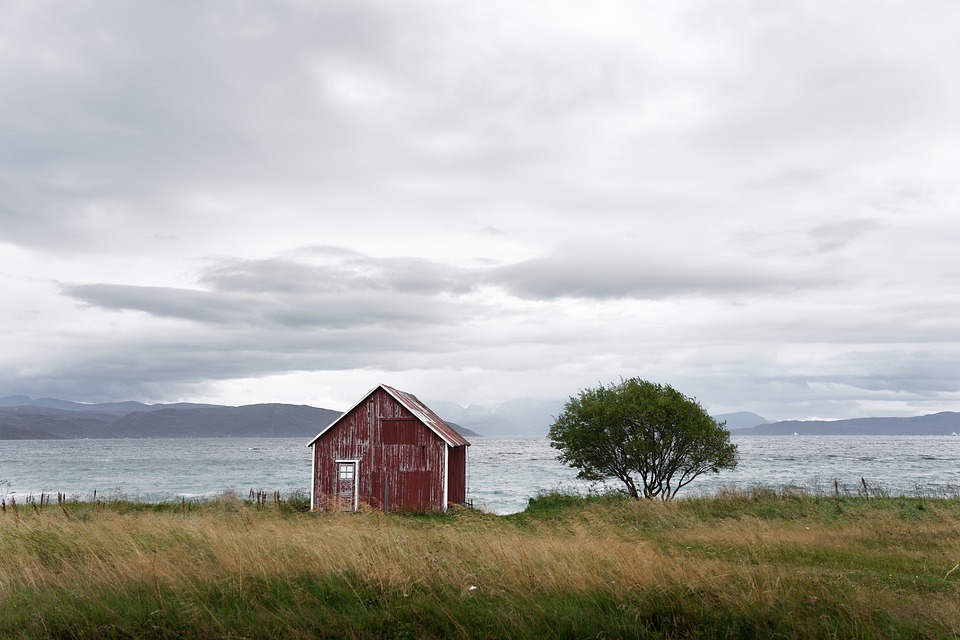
<box><xmin>306</xmin><ymin>383</ymin><xmax>471</xmax><ymax>448</ymax></box>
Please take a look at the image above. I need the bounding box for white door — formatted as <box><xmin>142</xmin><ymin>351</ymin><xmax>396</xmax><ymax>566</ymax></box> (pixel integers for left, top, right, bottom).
<box><xmin>336</xmin><ymin>461</ymin><xmax>358</xmax><ymax>511</ymax></box>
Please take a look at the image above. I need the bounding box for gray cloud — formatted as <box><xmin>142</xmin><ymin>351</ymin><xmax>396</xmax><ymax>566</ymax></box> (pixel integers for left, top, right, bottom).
<box><xmin>808</xmin><ymin>219</ymin><xmax>882</xmax><ymax>253</ymax></box>
<box><xmin>200</xmin><ymin>255</ymin><xmax>478</xmax><ymax>296</ymax></box>
<box><xmin>61</xmin><ymin>284</ymin><xmax>252</xmax><ymax>324</ymax></box>
<box><xmin>60</xmin><ymin>282</ymin><xmax>471</xmax><ymax>330</ymax></box>
<box><xmin>491</xmin><ymin>248</ymin><xmax>828</xmax><ymax>300</ymax></box>
<box><xmin>61</xmin><ymin>242</ymin><xmax>832</xmax><ymax>328</ymax></box>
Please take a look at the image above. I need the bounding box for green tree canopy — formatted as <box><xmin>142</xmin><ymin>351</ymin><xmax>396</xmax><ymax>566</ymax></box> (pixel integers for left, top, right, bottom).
<box><xmin>549</xmin><ymin>378</ymin><xmax>738</xmax><ymax>500</ymax></box>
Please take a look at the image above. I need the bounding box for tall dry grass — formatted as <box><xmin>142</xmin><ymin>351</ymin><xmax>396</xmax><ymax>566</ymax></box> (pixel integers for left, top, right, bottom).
<box><xmin>1</xmin><ymin>503</ymin><xmax>665</xmax><ymax>600</ymax></box>
<box><xmin>1</xmin><ymin>491</ymin><xmax>959</xmax><ymax>638</ymax></box>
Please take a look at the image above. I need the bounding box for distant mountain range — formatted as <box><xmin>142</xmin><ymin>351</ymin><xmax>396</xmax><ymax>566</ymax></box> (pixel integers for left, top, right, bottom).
<box><xmin>0</xmin><ymin>396</ymin><xmax>481</xmax><ymax>440</ymax></box>
<box><xmin>729</xmin><ymin>412</ymin><xmax>960</xmax><ymax>436</ymax></box>
<box><xmin>3</xmin><ymin>395</ymin><xmax>957</xmax><ymax>439</ymax></box>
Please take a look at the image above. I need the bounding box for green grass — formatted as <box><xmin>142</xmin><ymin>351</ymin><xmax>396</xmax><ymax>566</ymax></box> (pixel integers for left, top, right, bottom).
<box><xmin>2</xmin><ymin>489</ymin><xmax>959</xmax><ymax>639</ymax></box>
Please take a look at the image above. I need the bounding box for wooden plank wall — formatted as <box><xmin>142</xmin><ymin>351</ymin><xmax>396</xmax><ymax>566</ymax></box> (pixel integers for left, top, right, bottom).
<box><xmin>448</xmin><ymin>445</ymin><xmax>467</xmax><ymax>505</ymax></box>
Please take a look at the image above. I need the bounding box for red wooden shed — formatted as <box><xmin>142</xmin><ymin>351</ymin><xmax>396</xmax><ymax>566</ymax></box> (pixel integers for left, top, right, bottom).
<box><xmin>307</xmin><ymin>384</ymin><xmax>471</xmax><ymax>512</ymax></box>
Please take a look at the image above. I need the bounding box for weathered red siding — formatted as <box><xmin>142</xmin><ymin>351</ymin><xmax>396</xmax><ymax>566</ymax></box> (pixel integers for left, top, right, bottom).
<box><xmin>447</xmin><ymin>445</ymin><xmax>467</xmax><ymax>505</ymax></box>
<box><xmin>311</xmin><ymin>387</ymin><xmax>466</xmax><ymax>512</ymax></box>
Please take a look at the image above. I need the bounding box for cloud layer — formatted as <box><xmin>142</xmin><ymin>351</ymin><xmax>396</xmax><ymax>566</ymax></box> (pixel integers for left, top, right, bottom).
<box><xmin>3</xmin><ymin>1</ymin><xmax>960</xmax><ymax>426</ymax></box>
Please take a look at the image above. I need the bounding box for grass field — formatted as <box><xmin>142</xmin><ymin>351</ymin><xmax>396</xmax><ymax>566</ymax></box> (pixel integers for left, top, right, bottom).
<box><xmin>1</xmin><ymin>488</ymin><xmax>959</xmax><ymax>639</ymax></box>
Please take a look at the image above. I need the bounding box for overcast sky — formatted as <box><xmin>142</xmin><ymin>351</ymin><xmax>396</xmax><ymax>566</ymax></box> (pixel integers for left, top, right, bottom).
<box><xmin>2</xmin><ymin>0</ymin><xmax>960</xmax><ymax>423</ymax></box>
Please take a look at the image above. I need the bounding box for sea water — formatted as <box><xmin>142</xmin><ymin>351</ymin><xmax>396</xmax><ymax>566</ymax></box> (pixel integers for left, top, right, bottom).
<box><xmin>2</xmin><ymin>436</ymin><xmax>959</xmax><ymax>514</ymax></box>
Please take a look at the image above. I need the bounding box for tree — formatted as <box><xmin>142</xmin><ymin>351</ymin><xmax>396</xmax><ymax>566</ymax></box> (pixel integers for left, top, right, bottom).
<box><xmin>548</xmin><ymin>378</ymin><xmax>737</xmax><ymax>500</ymax></box>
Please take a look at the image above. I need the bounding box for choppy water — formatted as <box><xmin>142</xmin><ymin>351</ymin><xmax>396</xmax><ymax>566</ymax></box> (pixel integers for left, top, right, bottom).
<box><xmin>2</xmin><ymin>436</ymin><xmax>959</xmax><ymax>514</ymax></box>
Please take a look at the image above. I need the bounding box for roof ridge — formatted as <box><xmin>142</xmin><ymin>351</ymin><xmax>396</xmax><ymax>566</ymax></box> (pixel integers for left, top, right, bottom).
<box><xmin>306</xmin><ymin>383</ymin><xmax>470</xmax><ymax>448</ymax></box>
